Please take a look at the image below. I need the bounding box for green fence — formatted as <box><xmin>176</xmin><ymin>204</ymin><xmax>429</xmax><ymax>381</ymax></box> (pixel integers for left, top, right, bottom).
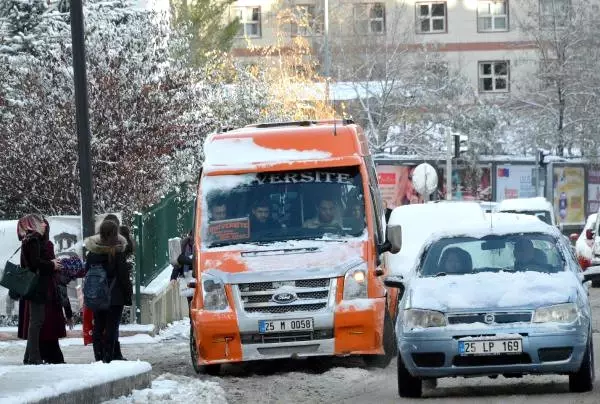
<box><xmin>133</xmin><ymin>183</ymin><xmax>195</xmax><ymax>322</ymax></box>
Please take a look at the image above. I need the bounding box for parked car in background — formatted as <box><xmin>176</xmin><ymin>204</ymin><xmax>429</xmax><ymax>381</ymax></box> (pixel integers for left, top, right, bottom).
<box><xmin>574</xmin><ymin>213</ymin><xmax>597</xmax><ymax>272</ymax></box>
<box><xmin>496</xmin><ymin>197</ymin><xmax>556</xmax><ymax>227</ymax></box>
<box><xmin>384</xmin><ymin>213</ymin><xmax>598</xmax><ymax>398</ymax></box>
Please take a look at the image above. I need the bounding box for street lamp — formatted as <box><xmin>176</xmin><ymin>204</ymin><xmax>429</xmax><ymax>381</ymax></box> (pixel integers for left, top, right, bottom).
<box><xmin>70</xmin><ymin>0</ymin><xmax>94</xmax><ymax>239</ymax></box>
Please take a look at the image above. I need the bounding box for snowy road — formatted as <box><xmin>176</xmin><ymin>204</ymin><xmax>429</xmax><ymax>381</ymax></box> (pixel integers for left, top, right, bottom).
<box><xmin>2</xmin><ymin>289</ymin><xmax>600</xmax><ymax>403</ymax></box>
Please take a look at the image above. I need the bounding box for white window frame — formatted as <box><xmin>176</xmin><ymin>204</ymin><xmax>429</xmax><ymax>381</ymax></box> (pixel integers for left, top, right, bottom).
<box><xmin>478</xmin><ymin>61</ymin><xmax>510</xmax><ymax>93</ymax></box>
<box><xmin>416</xmin><ymin>2</ymin><xmax>447</xmax><ymax>34</ymax></box>
<box><xmin>539</xmin><ymin>0</ymin><xmax>570</xmax><ymax>29</ymax></box>
<box><xmin>291</xmin><ymin>5</ymin><xmax>323</xmax><ymax>37</ymax></box>
<box><xmin>233</xmin><ymin>6</ymin><xmax>261</xmax><ymax>38</ymax></box>
<box><xmin>477</xmin><ymin>0</ymin><xmax>509</xmax><ymax>32</ymax></box>
<box><xmin>353</xmin><ymin>3</ymin><xmax>386</xmax><ymax>35</ymax></box>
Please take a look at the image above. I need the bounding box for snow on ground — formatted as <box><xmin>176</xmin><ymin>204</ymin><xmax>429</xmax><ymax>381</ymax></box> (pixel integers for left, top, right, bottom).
<box><xmin>0</xmin><ymin>361</ymin><xmax>152</xmax><ymax>404</ymax></box>
<box><xmin>103</xmin><ymin>373</ymin><xmax>227</xmax><ymax>404</ymax></box>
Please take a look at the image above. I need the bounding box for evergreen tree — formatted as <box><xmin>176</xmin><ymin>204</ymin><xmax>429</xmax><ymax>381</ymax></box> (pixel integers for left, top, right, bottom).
<box><xmin>169</xmin><ymin>0</ymin><xmax>239</xmax><ymax>66</ymax></box>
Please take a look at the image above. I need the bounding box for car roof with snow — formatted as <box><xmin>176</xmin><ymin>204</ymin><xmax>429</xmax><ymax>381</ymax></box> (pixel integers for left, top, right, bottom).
<box><xmin>202</xmin><ymin>120</ymin><xmax>368</xmax><ymax>169</ymax></box>
<box><xmin>424</xmin><ymin>212</ymin><xmax>561</xmax><ymax>244</ymax></box>
<box><xmin>496</xmin><ymin>197</ymin><xmax>553</xmax><ymax>212</ymax></box>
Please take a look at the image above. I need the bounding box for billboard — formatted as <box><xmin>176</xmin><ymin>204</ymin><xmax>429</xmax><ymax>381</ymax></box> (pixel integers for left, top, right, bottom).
<box><xmin>495</xmin><ymin>165</ymin><xmax>537</xmax><ymax>202</ymax></box>
<box><xmin>553</xmin><ymin>166</ymin><xmax>585</xmax><ymax>225</ymax></box>
<box><xmin>588</xmin><ymin>169</ymin><xmax>600</xmax><ymax>214</ymax></box>
<box><xmin>439</xmin><ymin>166</ymin><xmax>492</xmax><ymax>201</ymax></box>
<box><xmin>376</xmin><ymin>165</ymin><xmax>424</xmax><ymax>208</ymax></box>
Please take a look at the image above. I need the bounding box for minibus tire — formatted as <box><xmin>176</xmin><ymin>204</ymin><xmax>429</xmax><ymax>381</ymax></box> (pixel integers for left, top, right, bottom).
<box><xmin>190</xmin><ymin>325</ymin><xmax>221</xmax><ymax>376</ymax></box>
<box><xmin>363</xmin><ymin>310</ymin><xmax>396</xmax><ymax>368</ymax></box>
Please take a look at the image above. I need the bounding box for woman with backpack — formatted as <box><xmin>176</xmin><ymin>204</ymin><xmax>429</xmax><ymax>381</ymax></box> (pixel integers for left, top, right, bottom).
<box><xmin>83</xmin><ymin>219</ymin><xmax>130</xmax><ymax>363</ymax></box>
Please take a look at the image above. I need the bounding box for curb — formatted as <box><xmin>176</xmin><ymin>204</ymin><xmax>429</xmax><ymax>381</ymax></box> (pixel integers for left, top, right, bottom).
<box><xmin>35</xmin><ymin>368</ymin><xmax>151</xmax><ymax>404</ymax></box>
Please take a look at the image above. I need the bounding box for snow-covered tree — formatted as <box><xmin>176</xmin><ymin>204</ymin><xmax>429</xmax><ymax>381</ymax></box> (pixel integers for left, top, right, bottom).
<box><xmin>328</xmin><ymin>3</ymin><xmax>470</xmax><ymax>153</ymax></box>
<box><xmin>512</xmin><ymin>0</ymin><xmax>600</xmax><ymax>157</ymax></box>
<box><xmin>0</xmin><ymin>1</ymin><xmax>270</xmax><ymax>220</ymax></box>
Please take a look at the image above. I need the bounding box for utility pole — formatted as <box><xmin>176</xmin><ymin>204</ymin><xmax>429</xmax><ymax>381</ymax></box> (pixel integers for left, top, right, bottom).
<box><xmin>323</xmin><ymin>0</ymin><xmax>330</xmax><ymax>78</ymax></box>
<box><xmin>70</xmin><ymin>0</ymin><xmax>94</xmax><ymax>238</ymax></box>
<box><xmin>446</xmin><ymin>132</ymin><xmax>452</xmax><ymax>200</ymax></box>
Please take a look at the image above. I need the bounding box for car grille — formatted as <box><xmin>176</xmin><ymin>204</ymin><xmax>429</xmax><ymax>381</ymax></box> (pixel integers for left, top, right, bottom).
<box><xmin>538</xmin><ymin>347</ymin><xmax>573</xmax><ymax>362</ymax></box>
<box><xmin>447</xmin><ymin>312</ymin><xmax>532</xmax><ymax>325</ymax></box>
<box><xmin>452</xmin><ymin>353</ymin><xmax>532</xmax><ymax>367</ymax></box>
<box><xmin>241</xmin><ymin>329</ymin><xmax>334</xmax><ymax>344</ymax></box>
<box><xmin>237</xmin><ymin>278</ymin><xmax>331</xmax><ymax>314</ymax></box>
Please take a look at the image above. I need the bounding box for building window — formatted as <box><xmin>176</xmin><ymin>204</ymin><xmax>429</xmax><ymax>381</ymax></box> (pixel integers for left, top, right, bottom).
<box><xmin>354</xmin><ymin>3</ymin><xmax>386</xmax><ymax>35</ymax></box>
<box><xmin>539</xmin><ymin>0</ymin><xmax>570</xmax><ymax>28</ymax></box>
<box><xmin>479</xmin><ymin>61</ymin><xmax>509</xmax><ymax>92</ymax></box>
<box><xmin>416</xmin><ymin>2</ymin><xmax>447</xmax><ymax>33</ymax></box>
<box><xmin>291</xmin><ymin>5</ymin><xmax>323</xmax><ymax>36</ymax></box>
<box><xmin>233</xmin><ymin>6</ymin><xmax>261</xmax><ymax>38</ymax></box>
<box><xmin>477</xmin><ymin>1</ymin><xmax>508</xmax><ymax>32</ymax></box>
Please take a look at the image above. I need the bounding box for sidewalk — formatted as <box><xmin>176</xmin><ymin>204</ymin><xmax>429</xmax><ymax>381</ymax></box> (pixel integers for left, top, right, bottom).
<box><xmin>0</xmin><ymin>361</ymin><xmax>151</xmax><ymax>404</ymax></box>
<box><xmin>0</xmin><ymin>323</ymin><xmax>155</xmax><ymax>342</ymax></box>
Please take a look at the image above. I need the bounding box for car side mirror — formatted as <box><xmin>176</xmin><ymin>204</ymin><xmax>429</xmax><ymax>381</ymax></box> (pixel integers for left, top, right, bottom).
<box><xmin>586</xmin><ymin>229</ymin><xmax>594</xmax><ymax>240</ymax></box>
<box><xmin>384</xmin><ymin>275</ymin><xmax>405</xmax><ymax>299</ymax></box>
<box><xmin>386</xmin><ymin>225</ymin><xmax>402</xmax><ymax>254</ymax></box>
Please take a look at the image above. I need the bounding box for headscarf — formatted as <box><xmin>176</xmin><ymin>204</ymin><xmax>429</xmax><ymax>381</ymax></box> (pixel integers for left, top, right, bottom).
<box><xmin>17</xmin><ymin>214</ymin><xmax>45</xmax><ymax>241</ymax></box>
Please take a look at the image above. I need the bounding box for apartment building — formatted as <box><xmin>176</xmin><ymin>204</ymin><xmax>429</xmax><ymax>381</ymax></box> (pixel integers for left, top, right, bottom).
<box><xmin>228</xmin><ymin>0</ymin><xmax>576</xmax><ymax>98</ymax></box>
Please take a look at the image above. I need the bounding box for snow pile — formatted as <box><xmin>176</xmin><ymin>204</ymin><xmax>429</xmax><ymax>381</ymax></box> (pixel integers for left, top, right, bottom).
<box><xmin>203</xmin><ymin>137</ymin><xmax>332</xmax><ymax>166</ymax></box>
<box><xmin>410</xmin><ymin>270</ymin><xmax>579</xmax><ymax>311</ymax></box>
<box><xmin>154</xmin><ymin>318</ymin><xmax>190</xmax><ymax>342</ymax></box>
<box><xmin>0</xmin><ymin>361</ymin><xmax>152</xmax><ymax>404</ymax></box>
<box><xmin>103</xmin><ymin>373</ymin><xmax>227</xmax><ymax>404</ymax></box>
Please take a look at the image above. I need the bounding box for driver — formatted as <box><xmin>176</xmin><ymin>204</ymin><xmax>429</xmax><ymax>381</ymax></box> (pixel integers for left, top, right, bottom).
<box><xmin>250</xmin><ymin>199</ymin><xmax>280</xmax><ymax>233</ymax></box>
<box><xmin>303</xmin><ymin>198</ymin><xmax>342</xmax><ymax>229</ymax></box>
<box><xmin>439</xmin><ymin>247</ymin><xmax>472</xmax><ymax>275</ymax></box>
<box><xmin>514</xmin><ymin>238</ymin><xmax>545</xmax><ymax>269</ymax></box>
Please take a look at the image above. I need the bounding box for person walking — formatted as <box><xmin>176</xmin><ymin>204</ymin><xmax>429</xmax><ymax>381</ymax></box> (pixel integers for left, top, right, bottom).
<box><xmin>17</xmin><ymin>214</ymin><xmax>62</xmax><ymax>365</ymax></box>
<box><xmin>84</xmin><ymin>220</ymin><xmax>130</xmax><ymax>363</ymax></box>
<box><xmin>170</xmin><ymin>230</ymin><xmax>194</xmax><ymax>314</ymax></box>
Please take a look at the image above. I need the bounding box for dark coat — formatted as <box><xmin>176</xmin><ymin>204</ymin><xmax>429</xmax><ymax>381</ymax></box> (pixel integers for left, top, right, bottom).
<box><xmin>170</xmin><ymin>236</ymin><xmax>193</xmax><ymax>281</ymax></box>
<box><xmin>20</xmin><ymin>233</ymin><xmax>55</xmax><ymax>303</ymax></box>
<box><xmin>84</xmin><ymin>234</ymin><xmax>132</xmax><ymax>307</ymax></box>
<box><xmin>18</xmin><ymin>239</ymin><xmax>67</xmax><ymax>341</ymax></box>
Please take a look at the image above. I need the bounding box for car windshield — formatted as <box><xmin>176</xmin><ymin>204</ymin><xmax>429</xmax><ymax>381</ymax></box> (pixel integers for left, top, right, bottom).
<box><xmin>501</xmin><ymin>210</ymin><xmax>552</xmax><ymax>225</ymax></box>
<box><xmin>420</xmin><ymin>233</ymin><xmax>564</xmax><ymax>277</ymax></box>
<box><xmin>201</xmin><ymin>166</ymin><xmax>366</xmax><ymax>247</ymax></box>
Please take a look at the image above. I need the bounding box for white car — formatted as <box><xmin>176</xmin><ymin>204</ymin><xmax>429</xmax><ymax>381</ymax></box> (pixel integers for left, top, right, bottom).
<box><xmin>387</xmin><ymin>201</ymin><xmax>487</xmax><ymax>280</ymax></box>
<box><xmin>496</xmin><ymin>197</ymin><xmax>556</xmax><ymax>227</ymax></box>
<box><xmin>574</xmin><ymin>213</ymin><xmax>597</xmax><ymax>271</ymax></box>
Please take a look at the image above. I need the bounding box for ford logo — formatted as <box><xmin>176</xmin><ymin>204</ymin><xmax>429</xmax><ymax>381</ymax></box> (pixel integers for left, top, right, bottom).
<box><xmin>484</xmin><ymin>313</ymin><xmax>495</xmax><ymax>324</ymax></box>
<box><xmin>272</xmin><ymin>292</ymin><xmax>297</xmax><ymax>304</ymax></box>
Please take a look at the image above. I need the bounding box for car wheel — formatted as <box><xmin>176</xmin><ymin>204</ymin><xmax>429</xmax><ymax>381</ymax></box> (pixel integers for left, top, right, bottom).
<box><xmin>190</xmin><ymin>325</ymin><xmax>221</xmax><ymax>376</ymax></box>
<box><xmin>363</xmin><ymin>310</ymin><xmax>397</xmax><ymax>368</ymax></box>
<box><xmin>397</xmin><ymin>353</ymin><xmax>422</xmax><ymax>398</ymax></box>
<box><xmin>569</xmin><ymin>332</ymin><xmax>594</xmax><ymax>392</ymax></box>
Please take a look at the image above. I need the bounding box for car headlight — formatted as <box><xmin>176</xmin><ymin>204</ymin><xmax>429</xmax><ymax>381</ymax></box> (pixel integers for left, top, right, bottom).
<box><xmin>532</xmin><ymin>303</ymin><xmax>578</xmax><ymax>323</ymax></box>
<box><xmin>343</xmin><ymin>264</ymin><xmax>368</xmax><ymax>300</ymax></box>
<box><xmin>201</xmin><ymin>273</ymin><xmax>229</xmax><ymax>311</ymax></box>
<box><xmin>404</xmin><ymin>309</ymin><xmax>447</xmax><ymax>329</ymax></box>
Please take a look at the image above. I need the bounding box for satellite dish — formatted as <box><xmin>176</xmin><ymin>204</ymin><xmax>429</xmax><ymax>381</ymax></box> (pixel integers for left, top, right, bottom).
<box><xmin>412</xmin><ymin>163</ymin><xmax>438</xmax><ymax>196</ymax></box>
